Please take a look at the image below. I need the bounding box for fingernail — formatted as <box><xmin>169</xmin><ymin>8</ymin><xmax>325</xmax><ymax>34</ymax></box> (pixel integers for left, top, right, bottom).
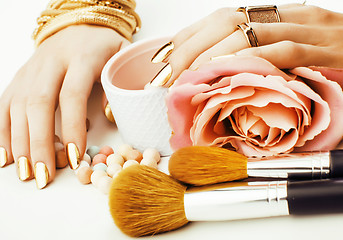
<box><xmin>151</xmin><ymin>42</ymin><xmax>174</xmax><ymax>63</ymax></box>
<box><xmin>66</xmin><ymin>143</ymin><xmax>80</xmax><ymax>170</ymax></box>
<box><xmin>0</xmin><ymin>147</ymin><xmax>7</xmax><ymax>167</ymax></box>
<box><xmin>34</xmin><ymin>162</ymin><xmax>49</xmax><ymax>189</ymax></box>
<box><xmin>104</xmin><ymin>103</ymin><xmax>115</xmax><ymax>123</ymax></box>
<box><xmin>210</xmin><ymin>54</ymin><xmax>236</xmax><ymax>61</ymax></box>
<box><xmin>18</xmin><ymin>156</ymin><xmax>31</xmax><ymax>181</ymax></box>
<box><xmin>150</xmin><ymin>63</ymin><xmax>173</xmax><ymax>87</ymax></box>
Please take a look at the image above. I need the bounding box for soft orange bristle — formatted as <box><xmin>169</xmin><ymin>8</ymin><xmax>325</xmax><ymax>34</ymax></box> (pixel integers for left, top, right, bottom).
<box><xmin>109</xmin><ymin>165</ymin><xmax>188</xmax><ymax>237</ymax></box>
<box><xmin>169</xmin><ymin>146</ymin><xmax>248</xmax><ymax>186</ymax></box>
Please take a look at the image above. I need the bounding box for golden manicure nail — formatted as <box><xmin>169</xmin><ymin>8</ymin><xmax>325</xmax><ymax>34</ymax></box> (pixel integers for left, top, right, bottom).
<box><xmin>0</xmin><ymin>147</ymin><xmax>7</xmax><ymax>167</ymax></box>
<box><xmin>18</xmin><ymin>156</ymin><xmax>31</xmax><ymax>181</ymax></box>
<box><xmin>66</xmin><ymin>143</ymin><xmax>80</xmax><ymax>170</ymax></box>
<box><xmin>104</xmin><ymin>103</ymin><xmax>115</xmax><ymax>123</ymax></box>
<box><xmin>34</xmin><ymin>162</ymin><xmax>49</xmax><ymax>189</ymax></box>
<box><xmin>150</xmin><ymin>63</ymin><xmax>173</xmax><ymax>87</ymax></box>
<box><xmin>210</xmin><ymin>54</ymin><xmax>236</xmax><ymax>61</ymax></box>
<box><xmin>151</xmin><ymin>42</ymin><xmax>175</xmax><ymax>63</ymax></box>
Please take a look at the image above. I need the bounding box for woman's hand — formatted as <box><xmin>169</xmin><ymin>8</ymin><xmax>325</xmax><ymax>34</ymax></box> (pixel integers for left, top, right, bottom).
<box><xmin>151</xmin><ymin>4</ymin><xmax>343</xmax><ymax>86</ymax></box>
<box><xmin>0</xmin><ymin>24</ymin><xmax>129</xmax><ymax>188</ymax></box>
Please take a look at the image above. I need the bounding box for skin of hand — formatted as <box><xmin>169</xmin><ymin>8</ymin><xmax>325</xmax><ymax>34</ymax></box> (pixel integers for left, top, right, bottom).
<box><xmin>154</xmin><ymin>4</ymin><xmax>343</xmax><ymax>85</ymax></box>
<box><xmin>0</xmin><ymin>24</ymin><xmax>130</xmax><ymax>187</ymax></box>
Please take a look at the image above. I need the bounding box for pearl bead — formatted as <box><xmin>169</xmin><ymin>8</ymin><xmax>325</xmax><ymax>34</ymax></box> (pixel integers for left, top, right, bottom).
<box><xmin>93</xmin><ymin>163</ymin><xmax>108</xmax><ymax>171</ymax></box>
<box><xmin>99</xmin><ymin>145</ymin><xmax>114</xmax><ymax>156</ymax></box>
<box><xmin>106</xmin><ymin>163</ymin><xmax>122</xmax><ymax>177</ymax></box>
<box><xmin>76</xmin><ymin>166</ymin><xmax>93</xmax><ymax>184</ymax></box>
<box><xmin>86</xmin><ymin>146</ymin><xmax>100</xmax><ymax>160</ymax></box>
<box><xmin>117</xmin><ymin>144</ymin><xmax>133</xmax><ymax>160</ymax></box>
<box><xmin>143</xmin><ymin>148</ymin><xmax>160</xmax><ymax>163</ymax></box>
<box><xmin>92</xmin><ymin>154</ymin><xmax>107</xmax><ymax>166</ymax></box>
<box><xmin>123</xmin><ymin>160</ymin><xmax>139</xmax><ymax>169</ymax></box>
<box><xmin>91</xmin><ymin>170</ymin><xmax>108</xmax><ymax>187</ymax></box>
<box><xmin>56</xmin><ymin>150</ymin><xmax>68</xmax><ymax>169</ymax></box>
<box><xmin>106</xmin><ymin>153</ymin><xmax>124</xmax><ymax>166</ymax></box>
<box><xmin>82</xmin><ymin>153</ymin><xmax>92</xmax><ymax>165</ymax></box>
<box><xmin>54</xmin><ymin>142</ymin><xmax>64</xmax><ymax>152</ymax></box>
<box><xmin>125</xmin><ymin>150</ymin><xmax>143</xmax><ymax>163</ymax></box>
<box><xmin>140</xmin><ymin>157</ymin><xmax>158</xmax><ymax>169</ymax></box>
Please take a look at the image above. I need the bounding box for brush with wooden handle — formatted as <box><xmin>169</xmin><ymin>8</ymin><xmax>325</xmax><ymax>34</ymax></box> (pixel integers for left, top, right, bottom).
<box><xmin>109</xmin><ymin>164</ymin><xmax>343</xmax><ymax>237</ymax></box>
<box><xmin>168</xmin><ymin>146</ymin><xmax>343</xmax><ymax>186</ymax></box>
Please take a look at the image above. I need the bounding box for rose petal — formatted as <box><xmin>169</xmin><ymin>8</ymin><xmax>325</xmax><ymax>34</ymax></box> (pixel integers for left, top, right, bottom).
<box><xmin>291</xmin><ymin>67</ymin><xmax>343</xmax><ymax>151</ymax></box>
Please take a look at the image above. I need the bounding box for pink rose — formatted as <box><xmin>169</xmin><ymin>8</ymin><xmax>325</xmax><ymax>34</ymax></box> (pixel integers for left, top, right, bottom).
<box><xmin>166</xmin><ymin>56</ymin><xmax>343</xmax><ymax>157</ymax></box>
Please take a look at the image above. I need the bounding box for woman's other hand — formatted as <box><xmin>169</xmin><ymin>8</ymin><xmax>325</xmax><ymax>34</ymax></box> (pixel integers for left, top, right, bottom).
<box><xmin>151</xmin><ymin>4</ymin><xmax>343</xmax><ymax>87</ymax></box>
<box><xmin>0</xmin><ymin>25</ymin><xmax>129</xmax><ymax>188</ymax></box>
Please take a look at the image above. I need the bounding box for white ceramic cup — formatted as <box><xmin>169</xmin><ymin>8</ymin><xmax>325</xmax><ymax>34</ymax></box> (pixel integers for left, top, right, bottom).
<box><xmin>101</xmin><ymin>37</ymin><xmax>173</xmax><ymax>156</ymax></box>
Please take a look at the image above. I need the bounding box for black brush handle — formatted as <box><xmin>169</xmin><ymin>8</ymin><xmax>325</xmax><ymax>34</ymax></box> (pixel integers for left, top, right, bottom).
<box><xmin>287</xmin><ymin>179</ymin><xmax>343</xmax><ymax>215</ymax></box>
<box><xmin>330</xmin><ymin>150</ymin><xmax>343</xmax><ymax>177</ymax></box>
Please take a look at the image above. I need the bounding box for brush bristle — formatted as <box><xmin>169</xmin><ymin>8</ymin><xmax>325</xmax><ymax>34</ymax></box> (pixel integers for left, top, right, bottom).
<box><xmin>109</xmin><ymin>164</ymin><xmax>188</xmax><ymax>237</ymax></box>
<box><xmin>169</xmin><ymin>146</ymin><xmax>248</xmax><ymax>186</ymax></box>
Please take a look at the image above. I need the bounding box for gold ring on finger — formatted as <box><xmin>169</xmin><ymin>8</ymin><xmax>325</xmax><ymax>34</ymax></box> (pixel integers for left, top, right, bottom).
<box><xmin>237</xmin><ymin>23</ymin><xmax>259</xmax><ymax>48</ymax></box>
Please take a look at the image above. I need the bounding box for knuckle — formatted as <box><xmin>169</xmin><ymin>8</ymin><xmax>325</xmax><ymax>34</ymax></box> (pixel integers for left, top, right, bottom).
<box><xmin>11</xmin><ymin>135</ymin><xmax>27</xmax><ymax>145</ymax></box>
<box><xmin>10</xmin><ymin>96</ymin><xmax>26</xmax><ymax>110</ymax></box>
<box><xmin>30</xmin><ymin>138</ymin><xmax>51</xmax><ymax>148</ymax></box>
<box><xmin>307</xmin><ymin>6</ymin><xmax>332</xmax><ymax>22</ymax></box>
<box><xmin>26</xmin><ymin>94</ymin><xmax>53</xmax><ymax>110</ymax></box>
<box><xmin>59</xmin><ymin>88</ymin><xmax>86</xmax><ymax>105</ymax></box>
<box><xmin>281</xmin><ymin>40</ymin><xmax>301</xmax><ymax>58</ymax></box>
<box><xmin>211</xmin><ymin>8</ymin><xmax>233</xmax><ymax>24</ymax></box>
<box><xmin>249</xmin><ymin>48</ymin><xmax>263</xmax><ymax>58</ymax></box>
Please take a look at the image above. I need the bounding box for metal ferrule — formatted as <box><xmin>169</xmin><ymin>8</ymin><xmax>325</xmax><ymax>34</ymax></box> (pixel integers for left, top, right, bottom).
<box><xmin>246</xmin><ymin>152</ymin><xmax>330</xmax><ymax>179</ymax></box>
<box><xmin>184</xmin><ymin>181</ymin><xmax>289</xmax><ymax>221</ymax></box>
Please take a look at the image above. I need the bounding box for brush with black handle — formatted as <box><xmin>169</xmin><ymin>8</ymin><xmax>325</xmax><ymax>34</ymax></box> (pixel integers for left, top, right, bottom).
<box><xmin>169</xmin><ymin>146</ymin><xmax>343</xmax><ymax>186</ymax></box>
<box><xmin>109</xmin><ymin>165</ymin><xmax>343</xmax><ymax>237</ymax></box>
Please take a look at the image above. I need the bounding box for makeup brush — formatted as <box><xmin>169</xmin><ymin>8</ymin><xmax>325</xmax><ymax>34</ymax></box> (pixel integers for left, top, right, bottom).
<box><xmin>109</xmin><ymin>164</ymin><xmax>343</xmax><ymax>237</ymax></box>
<box><xmin>169</xmin><ymin>146</ymin><xmax>343</xmax><ymax>186</ymax></box>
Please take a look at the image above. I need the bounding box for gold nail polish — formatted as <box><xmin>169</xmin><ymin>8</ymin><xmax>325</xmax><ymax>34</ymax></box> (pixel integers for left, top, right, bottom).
<box><xmin>150</xmin><ymin>64</ymin><xmax>173</xmax><ymax>87</ymax></box>
<box><xmin>18</xmin><ymin>156</ymin><xmax>31</xmax><ymax>181</ymax></box>
<box><xmin>0</xmin><ymin>147</ymin><xmax>7</xmax><ymax>167</ymax></box>
<box><xmin>151</xmin><ymin>42</ymin><xmax>174</xmax><ymax>63</ymax></box>
<box><xmin>104</xmin><ymin>103</ymin><xmax>115</xmax><ymax>123</ymax></box>
<box><xmin>34</xmin><ymin>162</ymin><xmax>49</xmax><ymax>189</ymax></box>
<box><xmin>66</xmin><ymin>143</ymin><xmax>80</xmax><ymax>170</ymax></box>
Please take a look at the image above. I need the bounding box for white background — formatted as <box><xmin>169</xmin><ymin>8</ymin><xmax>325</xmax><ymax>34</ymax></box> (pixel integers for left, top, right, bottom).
<box><xmin>1</xmin><ymin>0</ymin><xmax>343</xmax><ymax>240</ymax></box>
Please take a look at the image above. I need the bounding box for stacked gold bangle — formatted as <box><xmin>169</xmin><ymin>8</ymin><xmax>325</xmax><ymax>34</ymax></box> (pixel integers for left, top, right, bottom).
<box><xmin>33</xmin><ymin>0</ymin><xmax>141</xmax><ymax>47</ymax></box>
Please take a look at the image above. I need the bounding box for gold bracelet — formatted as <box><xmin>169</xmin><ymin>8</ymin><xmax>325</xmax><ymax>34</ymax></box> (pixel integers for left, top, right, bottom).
<box><xmin>34</xmin><ymin>11</ymin><xmax>133</xmax><ymax>46</ymax></box>
<box><xmin>39</xmin><ymin>6</ymin><xmax>137</xmax><ymax>30</ymax></box>
<box><xmin>33</xmin><ymin>0</ymin><xmax>140</xmax><ymax>47</ymax></box>
<box><xmin>41</xmin><ymin>0</ymin><xmax>140</xmax><ymax>30</ymax></box>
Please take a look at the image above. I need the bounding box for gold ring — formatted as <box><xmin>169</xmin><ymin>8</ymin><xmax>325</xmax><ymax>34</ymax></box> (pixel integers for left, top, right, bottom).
<box><xmin>237</xmin><ymin>23</ymin><xmax>259</xmax><ymax>47</ymax></box>
<box><xmin>237</xmin><ymin>5</ymin><xmax>280</xmax><ymax>23</ymax></box>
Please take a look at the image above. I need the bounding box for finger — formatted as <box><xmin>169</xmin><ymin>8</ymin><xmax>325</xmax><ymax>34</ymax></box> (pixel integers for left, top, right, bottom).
<box><xmin>26</xmin><ymin>65</ymin><xmax>65</xmax><ymax>189</ymax></box>
<box><xmin>60</xmin><ymin>61</ymin><xmax>95</xmax><ymax>170</ymax></box>
<box><xmin>251</xmin><ymin>22</ymin><xmax>329</xmax><ymax>46</ymax></box>
<box><xmin>10</xmin><ymin>96</ymin><xmax>32</xmax><ymax>181</ymax></box>
<box><xmin>170</xmin><ymin>3</ymin><xmax>304</xmax><ymax>52</ymax></box>
<box><xmin>281</xmin><ymin>5</ymin><xmax>343</xmax><ymax>25</ymax></box>
<box><xmin>235</xmin><ymin>41</ymin><xmax>341</xmax><ymax>69</ymax></box>
<box><xmin>190</xmin><ymin>22</ymin><xmax>329</xmax><ymax>69</ymax></box>
<box><xmin>189</xmin><ymin>29</ymin><xmax>249</xmax><ymax>70</ymax></box>
<box><xmin>0</xmin><ymin>93</ymin><xmax>13</xmax><ymax>167</ymax></box>
<box><xmin>158</xmin><ymin>9</ymin><xmax>246</xmax><ymax>86</ymax></box>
